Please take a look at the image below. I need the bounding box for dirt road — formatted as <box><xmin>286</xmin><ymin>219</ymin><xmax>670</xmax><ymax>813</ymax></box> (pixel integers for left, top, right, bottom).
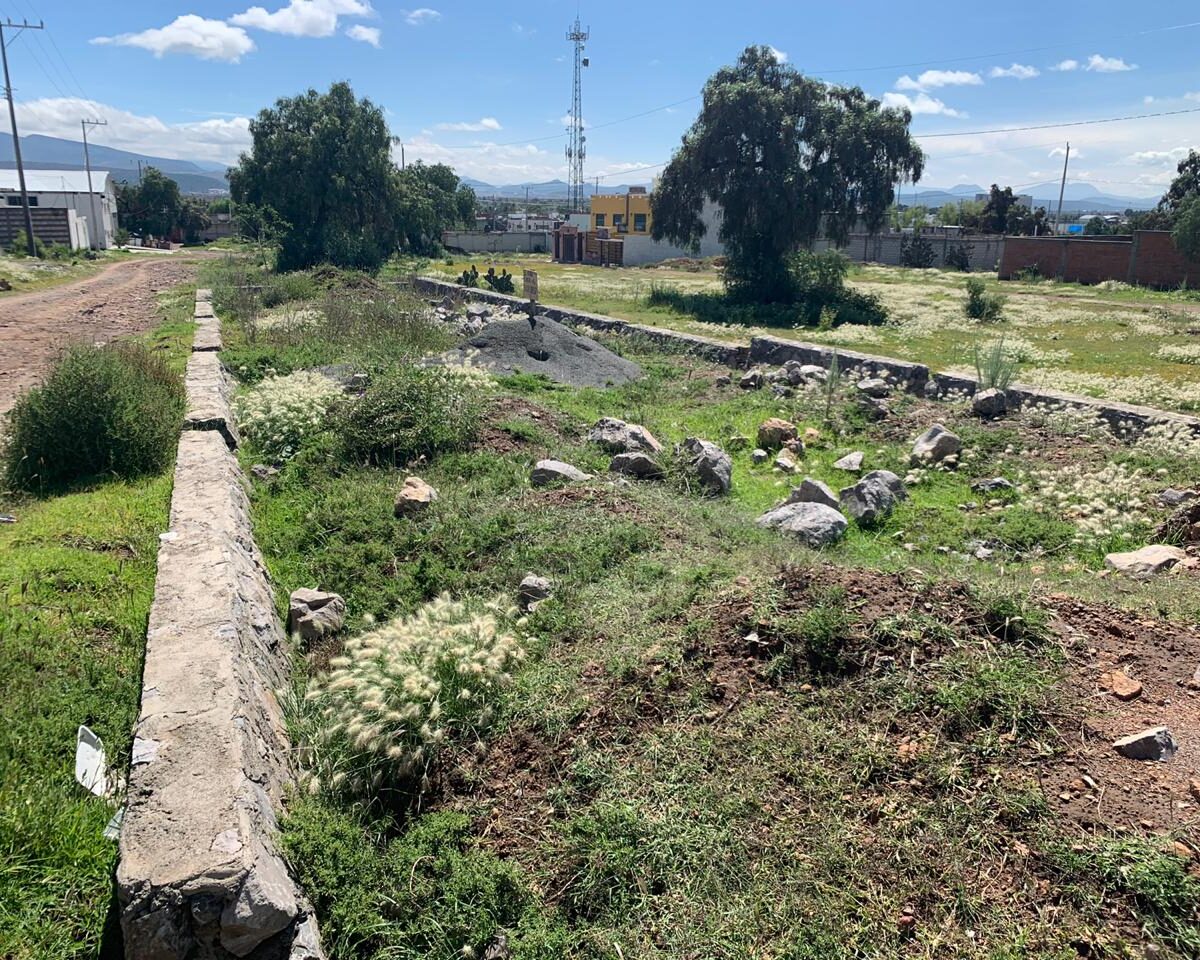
<box><xmin>0</xmin><ymin>254</ymin><xmax>209</xmax><ymax>416</ymax></box>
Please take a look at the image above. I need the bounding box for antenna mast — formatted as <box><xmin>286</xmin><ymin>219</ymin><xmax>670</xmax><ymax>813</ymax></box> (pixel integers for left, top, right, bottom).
<box><xmin>565</xmin><ymin>16</ymin><xmax>589</xmax><ymax>213</ymax></box>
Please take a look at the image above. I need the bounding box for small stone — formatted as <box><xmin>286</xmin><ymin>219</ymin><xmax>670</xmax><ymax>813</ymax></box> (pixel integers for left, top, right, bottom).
<box><xmin>857</xmin><ymin>377</ymin><xmax>890</xmax><ymax>399</ymax></box>
<box><xmin>288</xmin><ymin>588</ymin><xmax>346</xmax><ymax>643</ymax></box>
<box><xmin>518</xmin><ymin>573</ymin><xmax>553</xmax><ymax>612</ymax></box>
<box><xmin>1113</xmin><ymin>726</ymin><xmax>1177</xmax><ymax>762</ymax></box>
<box><xmin>911</xmin><ymin>424</ymin><xmax>962</xmax><ymax>465</ymax></box>
<box><xmin>757</xmin><ymin>417</ymin><xmax>797</xmax><ymax>450</ymax></box>
<box><xmin>756</xmin><ymin>501</ymin><xmax>848</xmax><ymax>548</ymax></box>
<box><xmin>1104</xmin><ymin>544</ymin><xmax>1186</xmax><ymax>577</ymax></box>
<box><xmin>803</xmin><ymin>427</ymin><xmax>822</xmax><ymax>443</ymax></box>
<box><xmin>587</xmin><ymin>417</ymin><xmax>663</xmax><ymax>454</ymax></box>
<box><xmin>840</xmin><ymin>470</ymin><xmax>907</xmax><ymax>526</ymax></box>
<box><xmin>786</xmin><ymin>477</ymin><xmax>840</xmax><ymax>510</ymax></box>
<box><xmin>972</xmin><ymin>387</ymin><xmax>1009</xmax><ymax>419</ymax></box>
<box><xmin>971</xmin><ymin>477</ymin><xmax>1014</xmax><ymax>494</ymax></box>
<box><xmin>773</xmin><ymin>449</ymin><xmax>800</xmax><ymax>474</ymax></box>
<box><xmin>395</xmin><ymin>476</ymin><xmax>438</xmax><ymax>517</ymax></box>
<box><xmin>832</xmin><ymin>451</ymin><xmax>864</xmax><ymax>472</ymax></box>
<box><xmin>1158</xmin><ymin>488</ymin><xmax>1198</xmax><ymax>508</ymax></box>
<box><xmin>923</xmin><ymin>380</ymin><xmax>941</xmax><ymax>400</ymax></box>
<box><xmin>609</xmin><ymin>451</ymin><xmax>664</xmax><ymax>480</ymax></box>
<box><xmin>530</xmin><ymin>459</ymin><xmax>592</xmax><ymax>486</ymax></box>
<box><xmin>467</xmin><ymin>302</ymin><xmax>491</xmax><ymax>319</ymax></box>
<box><xmin>250</xmin><ymin>464</ymin><xmax>279</xmax><ymax>482</ymax></box>
<box><xmin>751</xmin><ymin>448</ymin><xmax>770</xmax><ymax>465</ymax></box>
<box><xmin>1108</xmin><ymin>670</ymin><xmax>1144</xmax><ymax>701</ymax></box>
<box><xmin>726</xmin><ymin>435</ymin><xmax>750</xmax><ymax>450</ymax></box>
<box><xmin>681</xmin><ymin>437</ymin><xmax>732</xmax><ymax>495</ymax></box>
<box><xmin>738</xmin><ymin>369</ymin><xmax>765</xmax><ymax>390</ymax></box>
<box><xmin>714</xmin><ymin>374</ymin><xmax>731</xmax><ymax>387</ymax></box>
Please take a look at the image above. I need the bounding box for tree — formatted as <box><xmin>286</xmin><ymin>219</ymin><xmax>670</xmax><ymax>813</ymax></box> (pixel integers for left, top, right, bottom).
<box><xmin>651</xmin><ymin>46</ymin><xmax>923</xmax><ymax>302</ymax></box>
<box><xmin>1083</xmin><ymin>216</ymin><xmax>1118</xmax><ymax>236</ymax></box>
<box><xmin>1172</xmin><ymin>195</ymin><xmax>1200</xmax><ymax>261</ymax></box>
<box><xmin>393</xmin><ymin>162</ymin><xmax>476</xmax><ymax>254</ymax></box>
<box><xmin>1159</xmin><ymin>149</ymin><xmax>1200</xmax><ymax>216</ymax></box>
<box><xmin>229</xmin><ymin>82</ymin><xmax>401</xmax><ymax>272</ymax></box>
<box><xmin>116</xmin><ymin>167</ymin><xmax>183</xmax><ymax>238</ymax></box>
<box><xmin>179</xmin><ymin>198</ymin><xmax>212</xmax><ymax>244</ymax></box>
<box><xmin>1007</xmin><ymin>204</ymin><xmax>1048</xmax><ymax>237</ymax></box>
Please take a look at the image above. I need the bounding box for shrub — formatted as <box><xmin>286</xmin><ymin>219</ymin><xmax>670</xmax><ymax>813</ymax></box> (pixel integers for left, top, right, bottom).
<box><xmin>337</xmin><ymin>364</ymin><xmax>487</xmax><ymax>466</ymax></box>
<box><xmin>944</xmin><ymin>241</ymin><xmax>973</xmax><ymax>272</ymax></box>
<box><xmin>458</xmin><ymin>264</ymin><xmax>480</xmax><ymax>287</ymax></box>
<box><xmin>6</xmin><ymin>229</ymin><xmax>45</xmax><ymax>259</ymax></box>
<box><xmin>4</xmin><ymin>342</ymin><xmax>184</xmax><ymax>492</ymax></box>
<box><xmin>790</xmin><ymin>250</ymin><xmax>888</xmax><ymax>326</ymax></box>
<box><xmin>299</xmin><ymin>594</ymin><xmax>525</xmax><ymax>796</ymax></box>
<box><xmin>899</xmin><ymin>234</ymin><xmax>936</xmax><ymax>268</ymax></box>
<box><xmin>234</xmin><ymin>371</ymin><xmax>345</xmax><ymax>462</ymax></box>
<box><xmin>482</xmin><ymin>267</ymin><xmax>514</xmax><ymax>294</ymax></box>
<box><xmin>964</xmin><ymin>276</ymin><xmax>1006</xmax><ymax>322</ymax></box>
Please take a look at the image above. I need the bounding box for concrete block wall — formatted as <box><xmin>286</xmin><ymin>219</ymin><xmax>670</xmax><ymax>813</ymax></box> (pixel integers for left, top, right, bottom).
<box><xmin>814</xmin><ymin>233</ymin><xmax>1005</xmax><ymax>272</ymax></box>
<box><xmin>117</xmin><ymin>289</ymin><xmax>322</xmax><ymax>960</ymax></box>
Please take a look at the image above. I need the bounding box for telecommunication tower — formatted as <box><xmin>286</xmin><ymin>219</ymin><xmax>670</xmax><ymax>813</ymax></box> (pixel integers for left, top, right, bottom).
<box><xmin>565</xmin><ymin>17</ymin><xmax>589</xmax><ymax>213</ymax></box>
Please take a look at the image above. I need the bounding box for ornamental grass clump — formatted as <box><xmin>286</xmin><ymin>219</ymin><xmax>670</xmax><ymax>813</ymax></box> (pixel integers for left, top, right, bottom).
<box><xmin>234</xmin><ymin>370</ymin><xmax>345</xmax><ymax>462</ymax></box>
<box><xmin>3</xmin><ymin>341</ymin><xmax>184</xmax><ymax>493</ymax></box>
<box><xmin>300</xmin><ymin>594</ymin><xmax>525</xmax><ymax>797</ymax></box>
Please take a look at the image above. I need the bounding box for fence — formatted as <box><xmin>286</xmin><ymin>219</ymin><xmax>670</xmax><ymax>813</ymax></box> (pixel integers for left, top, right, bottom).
<box><xmin>441</xmin><ymin>230</ymin><xmax>550</xmax><ymax>254</ymax></box>
<box><xmin>813</xmin><ymin>231</ymin><xmax>1005</xmax><ymax>272</ymax></box>
<box><xmin>999</xmin><ymin>230</ymin><xmax>1200</xmax><ymax>288</ymax></box>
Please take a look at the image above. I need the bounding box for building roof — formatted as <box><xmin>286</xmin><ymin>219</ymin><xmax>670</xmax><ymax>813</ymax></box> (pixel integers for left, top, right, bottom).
<box><xmin>0</xmin><ymin>169</ymin><xmax>114</xmax><ymax>194</ymax></box>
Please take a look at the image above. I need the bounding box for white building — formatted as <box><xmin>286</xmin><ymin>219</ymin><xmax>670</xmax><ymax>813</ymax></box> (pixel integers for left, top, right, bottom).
<box><xmin>0</xmin><ymin>169</ymin><xmax>119</xmax><ymax>249</ymax></box>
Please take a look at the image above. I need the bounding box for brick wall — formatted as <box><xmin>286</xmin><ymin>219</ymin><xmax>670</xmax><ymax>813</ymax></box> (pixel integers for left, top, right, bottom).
<box><xmin>0</xmin><ymin>207</ymin><xmax>74</xmax><ymax>247</ymax></box>
<box><xmin>1000</xmin><ymin>231</ymin><xmax>1200</xmax><ymax>288</ymax></box>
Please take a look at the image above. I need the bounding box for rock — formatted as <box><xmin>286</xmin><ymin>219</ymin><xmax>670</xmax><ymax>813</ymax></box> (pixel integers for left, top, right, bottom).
<box><xmin>394</xmin><ymin>476</ymin><xmax>438</xmax><ymax>517</ymax></box>
<box><xmin>803</xmin><ymin>427</ymin><xmax>822</xmax><ymax>444</ymax></box>
<box><xmin>756</xmin><ymin>501</ymin><xmax>848</xmax><ymax>548</ymax></box>
<box><xmin>1113</xmin><ymin>726</ymin><xmax>1177</xmax><ymax>762</ymax></box>
<box><xmin>857</xmin><ymin>377</ymin><xmax>891</xmax><ymax>398</ymax></box>
<box><xmin>466</xmin><ymin>302</ymin><xmax>491</xmax><ymax>319</ymax></box>
<box><xmin>786</xmin><ymin>477</ymin><xmax>840</xmax><ymax>510</ymax></box>
<box><xmin>751</xmin><ymin>448</ymin><xmax>770</xmax><ymax>465</ymax></box>
<box><xmin>587</xmin><ymin>417</ymin><xmax>663</xmax><ymax>455</ymax></box>
<box><xmin>726</xmin><ymin>435</ymin><xmax>750</xmax><ymax>450</ymax></box>
<box><xmin>1154</xmin><ymin>499</ymin><xmax>1200</xmax><ymax>544</ymax></box>
<box><xmin>1158</xmin><ymin>488</ymin><xmax>1198</xmax><ymax>508</ymax></box>
<box><xmin>609</xmin><ymin>452</ymin><xmax>664</xmax><ymax>480</ymax></box>
<box><xmin>923</xmin><ymin>379</ymin><xmax>942</xmax><ymax>400</ymax></box>
<box><xmin>1104</xmin><ymin>544</ymin><xmax>1186</xmax><ymax>576</ymax></box>
<box><xmin>288</xmin><ymin>588</ymin><xmax>346</xmax><ymax>643</ymax></box>
<box><xmin>219</xmin><ymin>853</ymin><xmax>300</xmax><ymax>956</ymax></box>
<box><xmin>972</xmin><ymin>387</ymin><xmax>1009</xmax><ymax>419</ymax></box>
<box><xmin>798</xmin><ymin>364</ymin><xmax>828</xmax><ymax>383</ymax></box>
<box><xmin>530</xmin><ymin>459</ymin><xmax>592</xmax><ymax>486</ymax></box>
<box><xmin>910</xmin><ymin>424</ymin><xmax>962</xmax><ymax>465</ymax></box>
<box><xmin>971</xmin><ymin>477</ymin><xmax>1014</xmax><ymax>493</ymax></box>
<box><xmin>714</xmin><ymin>374</ymin><xmax>731</xmax><ymax>387</ymax></box>
<box><xmin>738</xmin><ymin>370</ymin><xmax>765</xmax><ymax>390</ymax></box>
<box><xmin>832</xmin><ymin>451</ymin><xmax>864</xmax><ymax>472</ymax></box>
<box><xmin>1105</xmin><ymin>670</ymin><xmax>1144</xmax><ymax>702</ymax></box>
<box><xmin>774</xmin><ymin>450</ymin><xmax>800</xmax><ymax>474</ymax></box>
<box><xmin>681</xmin><ymin>438</ymin><xmax>732</xmax><ymax>495</ymax></box>
<box><xmin>858</xmin><ymin>396</ymin><xmax>889</xmax><ymax>421</ymax></box>
<box><xmin>756</xmin><ymin>418</ymin><xmax>797</xmax><ymax>450</ymax></box>
<box><xmin>250</xmin><ymin>464</ymin><xmax>279</xmax><ymax>482</ymax></box>
<box><xmin>518</xmin><ymin>573</ymin><xmax>553</xmax><ymax>612</ymax></box>
<box><xmin>771</xmin><ymin>384</ymin><xmax>794</xmax><ymax>399</ymax></box>
<box><xmin>840</xmin><ymin>470</ymin><xmax>907</xmax><ymax>525</ymax></box>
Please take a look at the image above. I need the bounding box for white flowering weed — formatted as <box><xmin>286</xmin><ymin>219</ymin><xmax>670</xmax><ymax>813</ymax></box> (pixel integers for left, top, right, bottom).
<box><xmin>235</xmin><ymin>370</ymin><xmax>344</xmax><ymax>462</ymax></box>
<box><xmin>1156</xmin><ymin>343</ymin><xmax>1200</xmax><ymax>365</ymax></box>
<box><xmin>1018</xmin><ymin>462</ymin><xmax>1152</xmax><ymax>545</ymax></box>
<box><xmin>1133</xmin><ymin>419</ymin><xmax>1200</xmax><ymax>461</ymax></box>
<box><xmin>301</xmin><ymin>594</ymin><xmax>525</xmax><ymax>796</ymax></box>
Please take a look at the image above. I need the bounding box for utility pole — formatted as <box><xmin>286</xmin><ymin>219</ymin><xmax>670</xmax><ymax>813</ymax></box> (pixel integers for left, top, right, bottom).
<box><xmin>565</xmin><ymin>16</ymin><xmax>589</xmax><ymax>213</ymax></box>
<box><xmin>1053</xmin><ymin>142</ymin><xmax>1070</xmax><ymax>236</ymax></box>
<box><xmin>81</xmin><ymin>117</ymin><xmax>107</xmax><ymax>250</ymax></box>
<box><xmin>1</xmin><ymin>18</ymin><xmax>44</xmax><ymax>257</ymax></box>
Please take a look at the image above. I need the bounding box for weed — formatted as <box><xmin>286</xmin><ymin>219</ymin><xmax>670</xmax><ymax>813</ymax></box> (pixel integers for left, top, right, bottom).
<box><xmin>977</xmin><ymin>588</ymin><xmax>1051</xmax><ymax>646</ymax></box>
<box><xmin>973</xmin><ymin>337</ymin><xmax>1020</xmax><ymax>390</ymax></box>
<box><xmin>964</xmin><ymin>276</ymin><xmax>1006</xmax><ymax>322</ymax></box>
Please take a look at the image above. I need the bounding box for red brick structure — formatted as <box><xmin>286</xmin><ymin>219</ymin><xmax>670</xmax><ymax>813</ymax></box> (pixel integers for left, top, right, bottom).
<box><xmin>999</xmin><ymin>230</ymin><xmax>1200</xmax><ymax>288</ymax></box>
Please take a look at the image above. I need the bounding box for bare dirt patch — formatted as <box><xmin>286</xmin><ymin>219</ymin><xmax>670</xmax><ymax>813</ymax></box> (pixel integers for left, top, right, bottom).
<box><xmin>0</xmin><ymin>254</ymin><xmax>209</xmax><ymax>416</ymax></box>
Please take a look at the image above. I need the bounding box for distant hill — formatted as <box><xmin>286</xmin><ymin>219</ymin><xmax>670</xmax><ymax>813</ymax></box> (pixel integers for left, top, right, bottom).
<box><xmin>900</xmin><ymin>181</ymin><xmax>1161</xmax><ymax>214</ymax></box>
<box><xmin>460</xmin><ymin>177</ymin><xmax>648</xmax><ymax>200</ymax></box>
<box><xmin>0</xmin><ymin>133</ymin><xmax>230</xmax><ymax>194</ymax></box>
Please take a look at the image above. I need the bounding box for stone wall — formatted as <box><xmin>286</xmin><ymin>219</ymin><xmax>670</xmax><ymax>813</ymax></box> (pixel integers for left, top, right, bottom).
<box><xmin>117</xmin><ymin>289</ymin><xmax>322</xmax><ymax>959</ymax></box>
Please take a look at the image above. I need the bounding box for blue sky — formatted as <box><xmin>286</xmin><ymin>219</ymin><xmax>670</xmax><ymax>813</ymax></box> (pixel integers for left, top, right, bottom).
<box><xmin>3</xmin><ymin>0</ymin><xmax>1199</xmax><ymax>197</ymax></box>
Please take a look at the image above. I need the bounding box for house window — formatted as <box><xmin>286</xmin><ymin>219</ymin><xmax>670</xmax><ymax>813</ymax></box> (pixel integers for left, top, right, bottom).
<box><xmin>613</xmin><ymin>214</ymin><xmax>625</xmax><ymax>231</ymax></box>
<box><xmin>633</xmin><ymin>213</ymin><xmax>647</xmax><ymax>232</ymax></box>
<box><xmin>594</xmin><ymin>213</ymin><xmax>606</xmax><ymax>227</ymax></box>
<box><xmin>6</xmin><ymin>195</ymin><xmax>37</xmax><ymax>206</ymax></box>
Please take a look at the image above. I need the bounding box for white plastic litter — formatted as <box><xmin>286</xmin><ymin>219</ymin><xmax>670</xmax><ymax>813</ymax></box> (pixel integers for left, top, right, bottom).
<box><xmin>103</xmin><ymin>807</ymin><xmax>125</xmax><ymax>841</ymax></box>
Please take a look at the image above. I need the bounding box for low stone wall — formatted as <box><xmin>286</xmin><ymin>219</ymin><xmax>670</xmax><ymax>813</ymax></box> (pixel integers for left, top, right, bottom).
<box><xmin>412</xmin><ymin>275</ymin><xmax>1200</xmax><ymax>435</ymax></box>
<box><xmin>117</xmin><ymin>290</ymin><xmax>322</xmax><ymax>959</ymax></box>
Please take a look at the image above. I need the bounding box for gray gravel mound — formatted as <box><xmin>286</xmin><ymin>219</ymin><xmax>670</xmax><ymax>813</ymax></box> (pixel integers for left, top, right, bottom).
<box><xmin>439</xmin><ymin>314</ymin><xmax>642</xmax><ymax>388</ymax></box>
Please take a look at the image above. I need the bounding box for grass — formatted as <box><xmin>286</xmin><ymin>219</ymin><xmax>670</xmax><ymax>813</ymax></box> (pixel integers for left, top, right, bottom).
<box><xmin>223</xmin><ymin>290</ymin><xmax>1200</xmax><ymax>957</ymax></box>
<box><xmin>411</xmin><ymin>254</ymin><xmax>1200</xmax><ymax>411</ymax></box>
<box><xmin>0</xmin><ymin>289</ymin><xmax>194</xmax><ymax>960</ymax></box>
<box><xmin>0</xmin><ymin>249</ymin><xmax>133</xmax><ymax>297</ymax></box>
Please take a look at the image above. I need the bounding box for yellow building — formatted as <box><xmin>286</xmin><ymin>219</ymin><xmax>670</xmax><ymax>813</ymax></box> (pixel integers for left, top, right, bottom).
<box><xmin>590</xmin><ymin>186</ymin><xmax>651</xmax><ymax>235</ymax></box>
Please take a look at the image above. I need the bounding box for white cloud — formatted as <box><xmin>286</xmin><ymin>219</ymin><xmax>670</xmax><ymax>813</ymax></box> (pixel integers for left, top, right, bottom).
<box><xmin>1144</xmin><ymin>95</ymin><xmax>1156</xmax><ymax>104</ymax></box>
<box><xmin>767</xmin><ymin>46</ymin><xmax>787</xmax><ymax>64</ymax></box>
<box><xmin>894</xmin><ymin>70</ymin><xmax>982</xmax><ymax>92</ymax></box>
<box><xmin>402</xmin><ymin>8</ymin><xmax>441</xmax><ymax>26</ymax></box>
<box><xmin>436</xmin><ymin>117</ymin><xmax>502</xmax><ymax>132</ymax></box>
<box><xmin>346</xmin><ymin>24</ymin><xmax>380</xmax><ymax>46</ymax></box>
<box><xmin>231</xmin><ymin>0</ymin><xmax>372</xmax><ymax>38</ymax></box>
<box><xmin>1185</xmin><ymin>92</ymin><xmax>1200</xmax><ymax>102</ymax></box>
<box><xmin>881</xmin><ymin>91</ymin><xmax>965</xmax><ymax>118</ymax></box>
<box><xmin>1051</xmin><ymin>59</ymin><xmax>1079</xmax><ymax>72</ymax></box>
<box><xmin>1049</xmin><ymin>146</ymin><xmax>1083</xmax><ymax>159</ymax></box>
<box><xmin>1086</xmin><ymin>54</ymin><xmax>1137</xmax><ymax>72</ymax></box>
<box><xmin>1127</xmin><ymin>147</ymin><xmax>1194</xmax><ymax>166</ymax></box>
<box><xmin>989</xmin><ymin>63</ymin><xmax>1040</xmax><ymax>80</ymax></box>
<box><xmin>15</xmin><ymin>97</ymin><xmax>251</xmax><ymax>164</ymax></box>
<box><xmin>92</xmin><ymin>15</ymin><xmax>255</xmax><ymax>62</ymax></box>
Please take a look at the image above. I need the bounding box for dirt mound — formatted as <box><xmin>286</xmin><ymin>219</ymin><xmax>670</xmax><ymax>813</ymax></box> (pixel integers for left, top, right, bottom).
<box><xmin>440</xmin><ymin>314</ymin><xmax>642</xmax><ymax>388</ymax></box>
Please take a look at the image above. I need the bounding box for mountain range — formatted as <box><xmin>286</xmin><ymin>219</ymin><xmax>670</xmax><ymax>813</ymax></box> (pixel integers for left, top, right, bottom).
<box><xmin>895</xmin><ymin>181</ymin><xmax>1162</xmax><ymax>214</ymax></box>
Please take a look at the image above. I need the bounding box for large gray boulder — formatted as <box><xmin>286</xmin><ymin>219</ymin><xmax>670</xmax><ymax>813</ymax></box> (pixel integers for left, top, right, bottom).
<box><xmin>531</xmin><ymin>459</ymin><xmax>592</xmax><ymax>486</ymax></box>
<box><xmin>787</xmin><ymin>477</ymin><xmax>840</xmax><ymax>510</ymax></box>
<box><xmin>1104</xmin><ymin>544</ymin><xmax>1186</xmax><ymax>577</ymax></box>
<box><xmin>757</xmin><ymin>502</ymin><xmax>848</xmax><ymax>548</ymax></box>
<box><xmin>840</xmin><ymin>470</ymin><xmax>907</xmax><ymax>525</ymax></box>
<box><xmin>587</xmin><ymin>417</ymin><xmax>663</xmax><ymax>454</ymax></box>
<box><xmin>681</xmin><ymin>437</ymin><xmax>732</xmax><ymax>495</ymax></box>
<box><xmin>609</xmin><ymin>452</ymin><xmax>664</xmax><ymax>480</ymax></box>
<box><xmin>910</xmin><ymin>424</ymin><xmax>962</xmax><ymax>465</ymax></box>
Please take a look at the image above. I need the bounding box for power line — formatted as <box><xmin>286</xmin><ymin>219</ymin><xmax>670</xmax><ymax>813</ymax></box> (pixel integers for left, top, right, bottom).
<box><xmin>914</xmin><ymin>105</ymin><xmax>1200</xmax><ymax>139</ymax></box>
